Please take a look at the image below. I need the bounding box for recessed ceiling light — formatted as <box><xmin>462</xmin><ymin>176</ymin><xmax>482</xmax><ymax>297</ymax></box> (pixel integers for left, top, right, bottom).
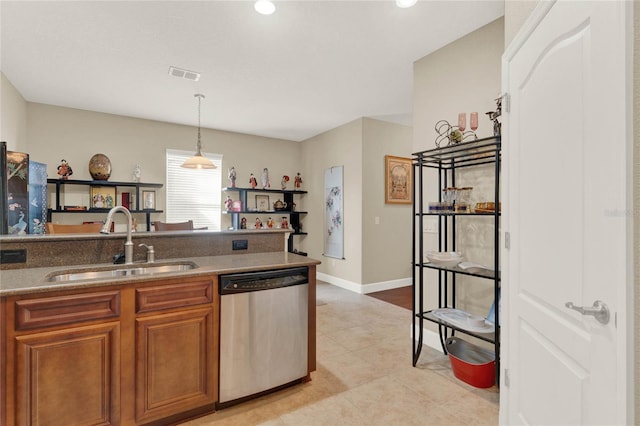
<box><xmin>255</xmin><ymin>0</ymin><xmax>275</xmax><ymax>15</ymax></box>
<box><xmin>396</xmin><ymin>0</ymin><xmax>417</xmax><ymax>8</ymax></box>
<box><xmin>168</xmin><ymin>66</ymin><xmax>201</xmax><ymax>82</ymax></box>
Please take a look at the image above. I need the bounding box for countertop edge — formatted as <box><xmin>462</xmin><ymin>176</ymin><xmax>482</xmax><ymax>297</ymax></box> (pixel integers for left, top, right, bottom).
<box><xmin>0</xmin><ymin>252</ymin><xmax>321</xmax><ymax>297</ymax></box>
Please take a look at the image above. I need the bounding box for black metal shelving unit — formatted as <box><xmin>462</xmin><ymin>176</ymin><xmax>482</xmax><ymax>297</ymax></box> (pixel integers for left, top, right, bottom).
<box><xmin>222</xmin><ymin>187</ymin><xmax>308</xmax><ymax>254</ymax></box>
<box><xmin>412</xmin><ymin>136</ymin><xmax>501</xmax><ymax>384</ymax></box>
<box><xmin>46</xmin><ymin>178</ymin><xmax>164</xmax><ymax>231</ymax></box>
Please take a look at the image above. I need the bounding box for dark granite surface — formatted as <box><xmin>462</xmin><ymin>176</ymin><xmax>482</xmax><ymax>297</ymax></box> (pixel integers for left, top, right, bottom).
<box><xmin>0</xmin><ymin>229</ymin><xmax>290</xmax><ymax>269</ymax></box>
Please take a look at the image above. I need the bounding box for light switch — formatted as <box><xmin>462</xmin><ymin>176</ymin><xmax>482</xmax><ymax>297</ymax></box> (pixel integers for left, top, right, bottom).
<box><xmin>374</xmin><ymin>216</ymin><xmax>380</xmax><ymax>225</ymax></box>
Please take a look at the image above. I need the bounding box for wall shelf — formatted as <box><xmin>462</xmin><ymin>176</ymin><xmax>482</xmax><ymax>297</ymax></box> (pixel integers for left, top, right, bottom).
<box><xmin>223</xmin><ymin>187</ymin><xmax>308</xmax><ymax>254</ymax></box>
<box><xmin>46</xmin><ymin>179</ymin><xmax>164</xmax><ymax>231</ymax></box>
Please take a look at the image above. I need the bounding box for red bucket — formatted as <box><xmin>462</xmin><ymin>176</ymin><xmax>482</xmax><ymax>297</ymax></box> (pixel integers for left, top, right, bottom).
<box><xmin>445</xmin><ymin>337</ymin><xmax>495</xmax><ymax>388</ymax></box>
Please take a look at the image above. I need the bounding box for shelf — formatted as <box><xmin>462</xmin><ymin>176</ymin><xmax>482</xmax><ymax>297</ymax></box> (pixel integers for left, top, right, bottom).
<box><xmin>418</xmin><ymin>310</ymin><xmax>496</xmax><ymax>344</ymax></box>
<box><xmin>222</xmin><ymin>186</ymin><xmax>308</xmax><ymax>254</ymax></box>
<box><xmin>222</xmin><ymin>186</ymin><xmax>307</xmax><ymax>195</ymax></box>
<box><xmin>412</xmin><ymin>135</ymin><xmax>501</xmax><ymax>384</ymax></box>
<box><xmin>47</xmin><ymin>178</ymin><xmax>163</xmax><ymax>188</ymax></box>
<box><xmin>419</xmin><ymin>262</ymin><xmax>500</xmax><ymax>281</ymax></box>
<box><xmin>413</xmin><ymin>136</ymin><xmax>500</xmax><ymax>170</ymax></box>
<box><xmin>49</xmin><ymin>209</ymin><xmax>163</xmax><ymax>214</ymax></box>
<box><xmin>46</xmin><ymin>179</ymin><xmax>164</xmax><ymax>232</ymax></box>
<box><xmin>418</xmin><ymin>211</ymin><xmax>501</xmax><ymax>217</ymax></box>
<box><xmin>223</xmin><ymin>210</ymin><xmax>307</xmax><ymax>215</ymax></box>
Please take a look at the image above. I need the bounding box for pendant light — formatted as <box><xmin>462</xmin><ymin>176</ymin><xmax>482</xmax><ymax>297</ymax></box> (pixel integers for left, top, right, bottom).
<box><xmin>181</xmin><ymin>94</ymin><xmax>216</xmax><ymax>169</ymax></box>
<box><xmin>396</xmin><ymin>0</ymin><xmax>417</xmax><ymax>8</ymax></box>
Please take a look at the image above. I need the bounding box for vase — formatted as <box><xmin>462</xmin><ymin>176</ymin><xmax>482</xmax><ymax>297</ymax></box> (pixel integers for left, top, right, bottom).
<box><xmin>89</xmin><ymin>153</ymin><xmax>112</xmax><ymax>180</ymax></box>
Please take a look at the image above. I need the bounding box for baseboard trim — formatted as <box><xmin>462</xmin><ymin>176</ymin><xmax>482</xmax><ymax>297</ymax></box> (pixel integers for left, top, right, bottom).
<box><xmin>316</xmin><ymin>272</ymin><xmax>411</xmax><ymax>294</ymax></box>
<box><xmin>412</xmin><ymin>325</ymin><xmax>443</xmax><ymax>352</ymax></box>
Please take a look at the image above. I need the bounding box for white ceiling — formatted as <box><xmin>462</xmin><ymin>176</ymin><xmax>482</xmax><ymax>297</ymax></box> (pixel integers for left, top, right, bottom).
<box><xmin>1</xmin><ymin>1</ymin><xmax>504</xmax><ymax>142</ymax></box>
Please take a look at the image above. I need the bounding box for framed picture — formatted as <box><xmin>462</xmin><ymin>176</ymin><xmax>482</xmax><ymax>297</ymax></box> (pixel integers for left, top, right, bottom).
<box><xmin>142</xmin><ymin>190</ymin><xmax>156</xmax><ymax>210</ymax></box>
<box><xmin>90</xmin><ymin>186</ymin><xmax>116</xmax><ymax>209</ymax></box>
<box><xmin>255</xmin><ymin>195</ymin><xmax>270</xmax><ymax>212</ymax></box>
<box><xmin>385</xmin><ymin>155</ymin><xmax>412</xmax><ymax>204</ymax></box>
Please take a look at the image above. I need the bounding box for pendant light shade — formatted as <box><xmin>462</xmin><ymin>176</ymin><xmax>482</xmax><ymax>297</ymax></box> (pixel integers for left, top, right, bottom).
<box><xmin>181</xmin><ymin>94</ymin><xmax>216</xmax><ymax>169</ymax></box>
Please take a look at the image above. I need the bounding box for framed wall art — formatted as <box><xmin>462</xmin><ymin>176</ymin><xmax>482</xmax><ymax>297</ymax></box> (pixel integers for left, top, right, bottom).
<box><xmin>142</xmin><ymin>190</ymin><xmax>156</xmax><ymax>210</ymax></box>
<box><xmin>255</xmin><ymin>195</ymin><xmax>269</xmax><ymax>212</ymax></box>
<box><xmin>385</xmin><ymin>155</ymin><xmax>412</xmax><ymax>204</ymax></box>
<box><xmin>323</xmin><ymin>165</ymin><xmax>343</xmax><ymax>259</ymax></box>
<box><xmin>90</xmin><ymin>186</ymin><xmax>116</xmax><ymax>209</ymax></box>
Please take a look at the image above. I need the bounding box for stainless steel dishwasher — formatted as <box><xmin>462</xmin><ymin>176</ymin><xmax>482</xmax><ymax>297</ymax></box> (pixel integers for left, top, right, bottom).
<box><xmin>218</xmin><ymin>267</ymin><xmax>308</xmax><ymax>406</ymax></box>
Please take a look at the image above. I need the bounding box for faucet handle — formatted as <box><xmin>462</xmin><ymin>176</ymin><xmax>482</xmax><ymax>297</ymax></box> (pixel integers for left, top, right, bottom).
<box><xmin>138</xmin><ymin>243</ymin><xmax>155</xmax><ymax>263</ymax></box>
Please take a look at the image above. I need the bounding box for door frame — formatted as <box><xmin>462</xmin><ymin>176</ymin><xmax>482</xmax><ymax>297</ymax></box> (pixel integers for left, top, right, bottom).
<box><xmin>499</xmin><ymin>0</ymin><xmax>635</xmax><ymax>423</ymax></box>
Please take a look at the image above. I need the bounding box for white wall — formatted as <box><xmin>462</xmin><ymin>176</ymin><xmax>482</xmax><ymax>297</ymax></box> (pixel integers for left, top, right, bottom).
<box><xmin>299</xmin><ymin>117</ymin><xmax>412</xmax><ymax>292</ymax></box>
<box><xmin>300</xmin><ymin>118</ymin><xmax>364</xmax><ymax>285</ymax></box>
<box><xmin>413</xmin><ymin>17</ymin><xmax>504</xmax><ymax>151</ymax></box>
<box><xmin>24</xmin><ymin>102</ymin><xmax>301</xmax><ymax>229</ymax></box>
<box><xmin>362</xmin><ymin>118</ymin><xmax>412</xmax><ymax>286</ymax></box>
<box><xmin>412</xmin><ymin>17</ymin><xmax>505</xmax><ymax>338</ymax></box>
<box><xmin>1</xmin><ymin>72</ymin><xmax>28</xmax><ymax>151</ymax></box>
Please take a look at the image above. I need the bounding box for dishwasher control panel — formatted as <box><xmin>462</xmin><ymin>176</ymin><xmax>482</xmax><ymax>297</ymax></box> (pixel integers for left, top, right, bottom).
<box><xmin>220</xmin><ymin>267</ymin><xmax>308</xmax><ymax>294</ymax></box>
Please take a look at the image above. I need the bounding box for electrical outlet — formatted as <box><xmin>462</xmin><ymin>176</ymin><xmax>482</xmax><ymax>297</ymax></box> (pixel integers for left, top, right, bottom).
<box><xmin>423</xmin><ymin>219</ymin><xmax>438</xmax><ymax>233</ymax></box>
<box><xmin>0</xmin><ymin>249</ymin><xmax>27</xmax><ymax>263</ymax></box>
<box><xmin>232</xmin><ymin>239</ymin><xmax>248</xmax><ymax>250</ymax></box>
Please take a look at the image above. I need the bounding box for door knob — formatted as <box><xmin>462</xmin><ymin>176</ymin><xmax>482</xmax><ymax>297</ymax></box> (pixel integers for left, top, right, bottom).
<box><xmin>565</xmin><ymin>300</ymin><xmax>610</xmax><ymax>325</ymax></box>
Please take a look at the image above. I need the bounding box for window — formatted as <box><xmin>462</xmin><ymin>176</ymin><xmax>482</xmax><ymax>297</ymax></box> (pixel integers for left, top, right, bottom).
<box><xmin>166</xmin><ymin>149</ymin><xmax>223</xmax><ymax>230</ymax></box>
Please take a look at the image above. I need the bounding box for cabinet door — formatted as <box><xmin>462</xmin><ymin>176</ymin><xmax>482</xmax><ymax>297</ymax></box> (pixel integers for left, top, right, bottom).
<box><xmin>15</xmin><ymin>322</ymin><xmax>120</xmax><ymax>426</ymax></box>
<box><xmin>135</xmin><ymin>307</ymin><xmax>215</xmax><ymax>424</ymax></box>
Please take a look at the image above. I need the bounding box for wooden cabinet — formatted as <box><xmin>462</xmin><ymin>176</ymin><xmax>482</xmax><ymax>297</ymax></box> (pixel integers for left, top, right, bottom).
<box><xmin>6</xmin><ymin>290</ymin><xmax>122</xmax><ymax>426</ymax></box>
<box><xmin>1</xmin><ymin>276</ymin><xmax>218</xmax><ymax>426</ymax></box>
<box><xmin>15</xmin><ymin>322</ymin><xmax>121</xmax><ymax>425</ymax></box>
<box><xmin>134</xmin><ymin>279</ymin><xmax>216</xmax><ymax>424</ymax></box>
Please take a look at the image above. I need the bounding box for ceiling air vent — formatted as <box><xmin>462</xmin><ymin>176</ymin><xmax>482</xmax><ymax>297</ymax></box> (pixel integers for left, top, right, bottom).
<box><xmin>168</xmin><ymin>66</ymin><xmax>201</xmax><ymax>82</ymax></box>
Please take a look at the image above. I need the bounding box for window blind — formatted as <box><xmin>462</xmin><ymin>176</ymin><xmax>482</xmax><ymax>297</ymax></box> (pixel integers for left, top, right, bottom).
<box><xmin>166</xmin><ymin>149</ymin><xmax>223</xmax><ymax>231</ymax></box>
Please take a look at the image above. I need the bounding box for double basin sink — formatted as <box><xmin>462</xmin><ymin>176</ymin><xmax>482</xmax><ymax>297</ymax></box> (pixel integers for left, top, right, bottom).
<box><xmin>47</xmin><ymin>262</ymin><xmax>198</xmax><ymax>282</ymax></box>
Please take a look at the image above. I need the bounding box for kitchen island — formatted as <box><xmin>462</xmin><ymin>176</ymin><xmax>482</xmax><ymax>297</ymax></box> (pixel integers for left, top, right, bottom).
<box><xmin>0</xmin><ymin>231</ymin><xmax>319</xmax><ymax>425</ymax></box>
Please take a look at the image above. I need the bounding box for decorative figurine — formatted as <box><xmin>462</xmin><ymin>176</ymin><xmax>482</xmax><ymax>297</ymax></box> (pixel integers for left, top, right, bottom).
<box><xmin>249</xmin><ymin>173</ymin><xmax>258</xmax><ymax>189</ymax></box>
<box><xmin>228</xmin><ymin>166</ymin><xmax>237</xmax><ymax>188</ymax></box>
<box><xmin>267</xmin><ymin>217</ymin><xmax>274</xmax><ymax>228</ymax></box>
<box><xmin>255</xmin><ymin>217</ymin><xmax>262</xmax><ymax>229</ymax></box>
<box><xmin>485</xmin><ymin>96</ymin><xmax>502</xmax><ymax>136</ymax></box>
<box><xmin>225</xmin><ymin>195</ymin><xmax>233</xmax><ymax>211</ymax></box>
<box><xmin>281</xmin><ymin>217</ymin><xmax>289</xmax><ymax>229</ymax></box>
<box><xmin>281</xmin><ymin>175</ymin><xmax>289</xmax><ymax>190</ymax></box>
<box><xmin>133</xmin><ymin>164</ymin><xmax>142</xmax><ymax>182</ymax></box>
<box><xmin>240</xmin><ymin>217</ymin><xmax>247</xmax><ymax>229</ymax></box>
<box><xmin>261</xmin><ymin>168</ymin><xmax>270</xmax><ymax>189</ymax></box>
<box><xmin>56</xmin><ymin>159</ymin><xmax>73</xmax><ymax>180</ymax></box>
<box><xmin>294</xmin><ymin>172</ymin><xmax>303</xmax><ymax>189</ymax></box>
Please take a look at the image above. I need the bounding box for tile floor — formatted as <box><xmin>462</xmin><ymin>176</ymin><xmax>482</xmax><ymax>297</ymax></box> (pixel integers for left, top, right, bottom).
<box><xmin>184</xmin><ymin>281</ymin><xmax>499</xmax><ymax>426</ymax></box>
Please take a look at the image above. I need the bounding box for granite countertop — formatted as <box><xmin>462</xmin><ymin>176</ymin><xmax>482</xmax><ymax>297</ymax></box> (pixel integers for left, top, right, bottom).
<box><xmin>0</xmin><ymin>252</ymin><xmax>320</xmax><ymax>297</ymax></box>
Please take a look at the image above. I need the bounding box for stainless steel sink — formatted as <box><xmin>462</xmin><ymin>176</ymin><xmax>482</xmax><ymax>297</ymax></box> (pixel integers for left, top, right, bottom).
<box><xmin>46</xmin><ymin>262</ymin><xmax>198</xmax><ymax>282</ymax></box>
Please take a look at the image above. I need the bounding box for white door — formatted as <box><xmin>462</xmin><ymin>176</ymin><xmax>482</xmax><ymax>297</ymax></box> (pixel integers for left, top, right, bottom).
<box><xmin>501</xmin><ymin>1</ymin><xmax>633</xmax><ymax>425</ymax></box>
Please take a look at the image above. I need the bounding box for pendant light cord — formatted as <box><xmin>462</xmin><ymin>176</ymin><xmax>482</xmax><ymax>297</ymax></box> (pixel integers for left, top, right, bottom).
<box><xmin>195</xmin><ymin>93</ymin><xmax>204</xmax><ymax>154</ymax></box>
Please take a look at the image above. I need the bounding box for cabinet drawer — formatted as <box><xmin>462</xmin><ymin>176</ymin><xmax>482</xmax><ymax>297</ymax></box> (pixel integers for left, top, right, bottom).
<box><xmin>136</xmin><ymin>280</ymin><xmax>213</xmax><ymax>313</ymax></box>
<box><xmin>15</xmin><ymin>290</ymin><xmax>120</xmax><ymax>331</ymax></box>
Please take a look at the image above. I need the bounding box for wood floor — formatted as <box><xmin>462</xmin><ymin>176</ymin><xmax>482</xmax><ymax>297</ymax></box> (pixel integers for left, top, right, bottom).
<box><xmin>367</xmin><ymin>286</ymin><xmax>412</xmax><ymax>310</ymax></box>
